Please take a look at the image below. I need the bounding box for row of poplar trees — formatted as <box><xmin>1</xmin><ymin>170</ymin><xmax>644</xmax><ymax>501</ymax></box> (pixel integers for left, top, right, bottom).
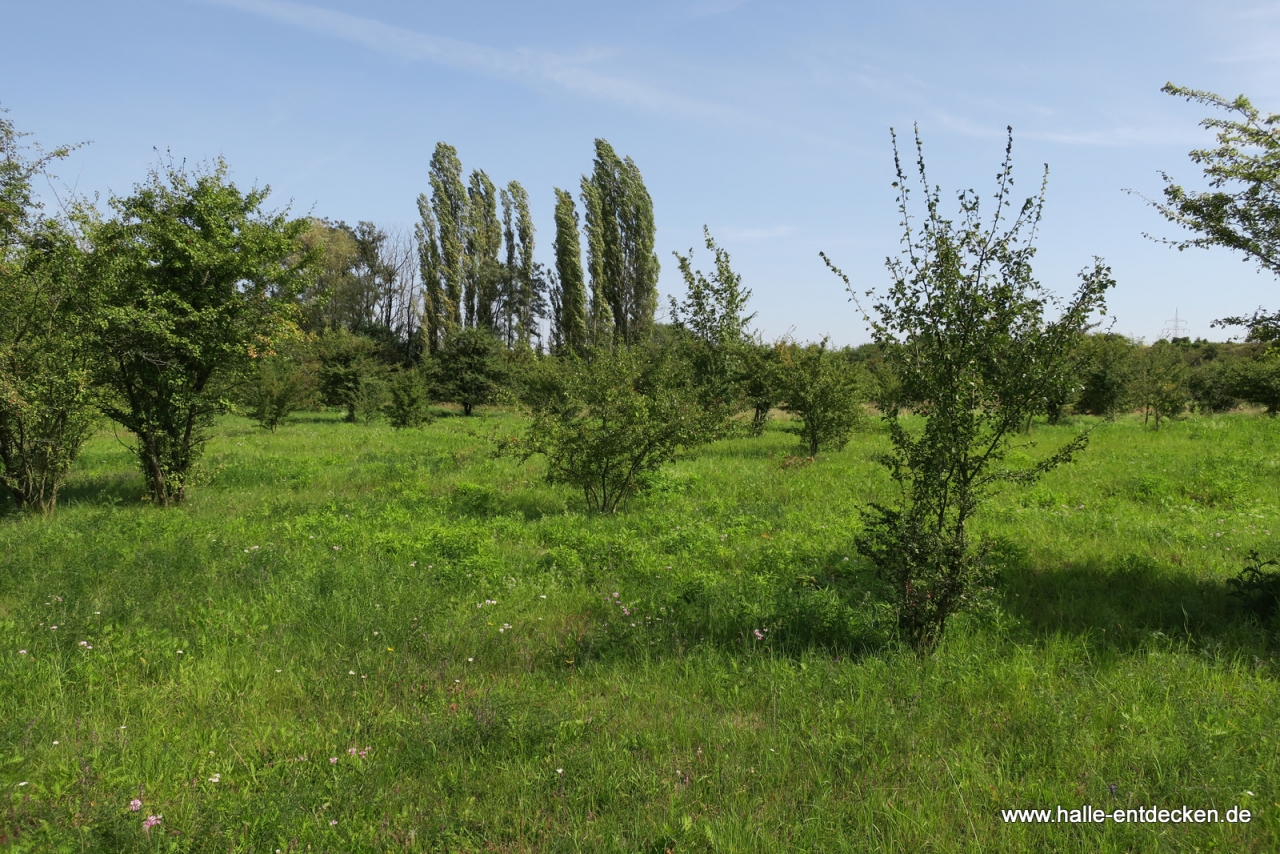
<box><xmin>415</xmin><ymin>139</ymin><xmax>660</xmax><ymax>354</ymax></box>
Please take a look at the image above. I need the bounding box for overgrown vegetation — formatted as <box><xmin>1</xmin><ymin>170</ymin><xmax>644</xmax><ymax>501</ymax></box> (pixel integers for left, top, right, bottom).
<box><xmin>3</xmin><ymin>87</ymin><xmax>1280</xmax><ymax>850</ymax></box>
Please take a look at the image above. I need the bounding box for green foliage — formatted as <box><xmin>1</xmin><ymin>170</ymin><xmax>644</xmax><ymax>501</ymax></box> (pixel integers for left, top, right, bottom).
<box><xmin>1075</xmin><ymin>334</ymin><xmax>1138</xmax><ymax>416</ymax></box>
<box><xmin>1151</xmin><ymin>84</ymin><xmax>1280</xmax><ymax>277</ymax></box>
<box><xmin>737</xmin><ymin>341</ymin><xmax>783</xmax><ymax>435</ymax></box>
<box><xmin>244</xmin><ymin>345</ymin><xmax>314</xmax><ymax>432</ymax></box>
<box><xmin>1226</xmin><ymin>550</ymin><xmax>1280</xmax><ymax>622</ymax></box>
<box><xmin>551</xmin><ymin>188</ymin><xmax>588</xmax><ymax>354</ymax></box>
<box><xmin>775</xmin><ymin>339</ymin><xmax>864</xmax><ymax>455</ymax></box>
<box><xmin>513</xmin><ymin>347</ymin><xmax>718</xmax><ymax>513</ymax></box>
<box><xmin>1132</xmin><ymin>341</ymin><xmax>1189</xmax><ymax>428</ymax></box>
<box><xmin>1150</xmin><ymin>85</ymin><xmax>1280</xmax><ymax>341</ymax></box>
<box><xmin>88</xmin><ymin>157</ymin><xmax>311</xmax><ymax>506</ymax></box>
<box><xmin>315</xmin><ymin>328</ymin><xmax>382</xmax><ymax>423</ymax></box>
<box><xmin>498</xmin><ymin>180</ymin><xmax>539</xmax><ymax>347</ymax></box>
<box><xmin>428</xmin><ymin>142</ymin><xmax>468</xmax><ymax>332</ymax></box>
<box><xmin>1186</xmin><ymin>346</ymin><xmax>1240</xmax><ymax>413</ymax></box>
<box><xmin>824</xmin><ymin>128</ymin><xmax>1113</xmax><ymax>651</ymax></box>
<box><xmin>1229</xmin><ymin>351</ymin><xmax>1280</xmax><ymax>414</ymax></box>
<box><xmin>0</xmin><ymin>115</ymin><xmax>98</xmax><ymax>515</ymax></box>
<box><xmin>384</xmin><ymin>367</ymin><xmax>432</xmax><ymax>429</ymax></box>
<box><xmin>295</xmin><ymin>218</ymin><xmax>358</xmax><ymax>334</ymax></box>
<box><xmin>0</xmin><ymin>220</ymin><xmax>100</xmax><ymax>514</ymax></box>
<box><xmin>466</xmin><ymin>169</ymin><xmax>503</xmax><ymax>331</ymax></box>
<box><xmin>581</xmin><ymin>139</ymin><xmax>659</xmax><ymax>347</ymax></box>
<box><xmin>669</xmin><ymin>228</ymin><xmax>755</xmax><ymax>409</ymax></box>
<box><xmin>431</xmin><ymin>327</ymin><xmax>506</xmax><ymax>416</ymax></box>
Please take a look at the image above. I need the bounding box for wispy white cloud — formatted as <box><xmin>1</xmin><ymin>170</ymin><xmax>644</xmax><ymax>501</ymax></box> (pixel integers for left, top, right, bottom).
<box><xmin>209</xmin><ymin>0</ymin><xmax>752</xmax><ymax>122</ymax></box>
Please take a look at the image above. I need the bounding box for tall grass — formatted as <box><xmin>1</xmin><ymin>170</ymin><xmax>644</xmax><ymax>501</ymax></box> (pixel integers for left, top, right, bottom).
<box><xmin>1</xmin><ymin>411</ymin><xmax>1276</xmax><ymax>851</ymax></box>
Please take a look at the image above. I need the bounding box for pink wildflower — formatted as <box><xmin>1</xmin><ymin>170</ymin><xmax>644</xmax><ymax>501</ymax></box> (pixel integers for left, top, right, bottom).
<box><xmin>129</xmin><ymin>798</ymin><xmax>142</xmax><ymax>811</ymax></box>
<box><xmin>142</xmin><ymin>814</ymin><xmax>162</xmax><ymax>830</ymax></box>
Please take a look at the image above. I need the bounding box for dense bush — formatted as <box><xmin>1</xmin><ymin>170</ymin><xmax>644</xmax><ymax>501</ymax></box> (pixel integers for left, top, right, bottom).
<box><xmin>0</xmin><ymin>220</ymin><xmax>100</xmax><ymax>513</ymax></box>
<box><xmin>1075</xmin><ymin>333</ymin><xmax>1137</xmax><ymax>417</ymax></box>
<box><xmin>315</xmin><ymin>328</ymin><xmax>383</xmax><ymax>422</ymax></box>
<box><xmin>384</xmin><ymin>367</ymin><xmax>432</xmax><ymax>429</ymax></box>
<box><xmin>244</xmin><ymin>343</ymin><xmax>315</xmax><ymax>431</ymax></box>
<box><xmin>431</xmin><ymin>327</ymin><xmax>507</xmax><ymax>416</ymax></box>
<box><xmin>775</xmin><ymin>339</ymin><xmax>864</xmax><ymax>455</ymax></box>
<box><xmin>512</xmin><ymin>346</ymin><xmax>719</xmax><ymax>513</ymax></box>
<box><xmin>737</xmin><ymin>341</ymin><xmax>783</xmax><ymax>435</ymax></box>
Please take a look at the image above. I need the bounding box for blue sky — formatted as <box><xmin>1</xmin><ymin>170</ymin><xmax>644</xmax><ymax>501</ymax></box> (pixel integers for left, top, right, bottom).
<box><xmin>5</xmin><ymin>0</ymin><xmax>1279</xmax><ymax>344</ymax></box>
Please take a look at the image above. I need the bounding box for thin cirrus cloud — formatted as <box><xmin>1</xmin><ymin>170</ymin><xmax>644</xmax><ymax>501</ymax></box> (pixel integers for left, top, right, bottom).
<box><xmin>208</xmin><ymin>0</ymin><xmax>755</xmax><ymax>123</ymax></box>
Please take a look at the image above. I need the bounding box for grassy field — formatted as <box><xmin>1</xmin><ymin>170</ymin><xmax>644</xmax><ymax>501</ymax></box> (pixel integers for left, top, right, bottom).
<box><xmin>1</xmin><ymin>409</ymin><xmax>1278</xmax><ymax>852</ymax></box>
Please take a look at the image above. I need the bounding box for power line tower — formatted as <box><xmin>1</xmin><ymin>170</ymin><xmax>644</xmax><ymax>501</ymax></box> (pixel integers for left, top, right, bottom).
<box><xmin>1160</xmin><ymin>309</ymin><xmax>1190</xmax><ymax>341</ymax></box>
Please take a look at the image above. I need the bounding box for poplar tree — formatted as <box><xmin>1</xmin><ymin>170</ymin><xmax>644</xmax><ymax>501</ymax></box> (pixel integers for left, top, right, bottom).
<box><xmin>509</xmin><ymin>180</ymin><xmax>537</xmax><ymax>345</ymax></box>
<box><xmin>428</xmin><ymin>143</ymin><xmax>467</xmax><ymax>329</ymax></box>
<box><xmin>499</xmin><ymin>181</ymin><xmax>537</xmax><ymax>347</ymax></box>
<box><xmin>415</xmin><ymin>194</ymin><xmax>444</xmax><ymax>353</ymax></box>
<box><xmin>581</xmin><ymin>139</ymin><xmax>658</xmax><ymax>346</ymax></box>
<box><xmin>580</xmin><ymin>177</ymin><xmax>612</xmax><ymax>345</ymax></box>
<box><xmin>553</xmin><ymin>188</ymin><xmax>588</xmax><ymax>353</ymax></box>
<box><xmin>466</xmin><ymin>169</ymin><xmax>502</xmax><ymax>331</ymax></box>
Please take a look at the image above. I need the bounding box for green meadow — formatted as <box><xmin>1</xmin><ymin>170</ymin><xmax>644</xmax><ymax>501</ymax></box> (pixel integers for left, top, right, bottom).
<box><xmin>2</xmin><ymin>410</ymin><xmax>1277</xmax><ymax>852</ymax></box>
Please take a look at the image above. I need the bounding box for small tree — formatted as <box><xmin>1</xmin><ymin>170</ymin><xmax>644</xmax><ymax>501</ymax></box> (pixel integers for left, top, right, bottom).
<box><xmin>1230</xmin><ymin>352</ymin><xmax>1280</xmax><ymax>414</ymax></box>
<box><xmin>1131</xmin><ymin>341</ymin><xmax>1189</xmax><ymax>427</ymax></box>
<box><xmin>315</xmin><ymin>328</ymin><xmax>382</xmax><ymax>422</ymax></box>
<box><xmin>431</xmin><ymin>327</ymin><xmax>506</xmax><ymax>416</ymax></box>
<box><xmin>1075</xmin><ymin>333</ymin><xmax>1138</xmax><ymax>417</ymax></box>
<box><xmin>89</xmin><ymin>158</ymin><xmax>311</xmax><ymax>505</ymax></box>
<box><xmin>669</xmin><ymin>228</ymin><xmax>755</xmax><ymax>409</ymax></box>
<box><xmin>775</xmin><ymin>339</ymin><xmax>864</xmax><ymax>455</ymax></box>
<box><xmin>823</xmin><ymin>127</ymin><xmax>1113</xmax><ymax>651</ymax></box>
<box><xmin>385</xmin><ymin>367</ymin><xmax>432</xmax><ymax>428</ymax></box>
<box><xmin>738</xmin><ymin>340</ymin><xmax>783</xmax><ymax>434</ymax></box>
<box><xmin>0</xmin><ymin>220</ymin><xmax>100</xmax><ymax>513</ymax></box>
<box><xmin>0</xmin><ymin>113</ymin><xmax>97</xmax><ymax>514</ymax></box>
<box><xmin>245</xmin><ymin>343</ymin><xmax>314</xmax><ymax>431</ymax></box>
<box><xmin>514</xmin><ymin>347</ymin><xmax>717</xmax><ymax>513</ymax></box>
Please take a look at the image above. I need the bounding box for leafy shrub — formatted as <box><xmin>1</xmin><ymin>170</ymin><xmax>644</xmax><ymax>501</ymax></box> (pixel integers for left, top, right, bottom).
<box><xmin>668</xmin><ymin>228</ymin><xmax>755</xmax><ymax>410</ymax></box>
<box><xmin>315</xmin><ymin>328</ymin><xmax>382</xmax><ymax>422</ymax></box>
<box><xmin>1074</xmin><ymin>333</ymin><xmax>1137</xmax><ymax>417</ymax></box>
<box><xmin>1230</xmin><ymin>354</ymin><xmax>1280</xmax><ymax>414</ymax></box>
<box><xmin>430</xmin><ymin>327</ymin><xmax>507</xmax><ymax>416</ymax></box>
<box><xmin>1188</xmin><ymin>356</ymin><xmax>1240</xmax><ymax>413</ymax></box>
<box><xmin>245</xmin><ymin>349</ymin><xmax>314</xmax><ymax>431</ymax></box>
<box><xmin>384</xmin><ymin>367</ymin><xmax>432</xmax><ymax>429</ymax></box>
<box><xmin>824</xmin><ymin>128</ymin><xmax>1112</xmax><ymax>651</ymax></box>
<box><xmin>511</xmin><ymin>346</ymin><xmax>719</xmax><ymax>514</ymax></box>
<box><xmin>1131</xmin><ymin>341</ymin><xmax>1189</xmax><ymax>427</ymax></box>
<box><xmin>775</xmin><ymin>339</ymin><xmax>865</xmax><ymax>455</ymax></box>
<box><xmin>0</xmin><ymin>219</ymin><xmax>100</xmax><ymax>514</ymax></box>
<box><xmin>737</xmin><ymin>341</ymin><xmax>782</xmax><ymax>435</ymax></box>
